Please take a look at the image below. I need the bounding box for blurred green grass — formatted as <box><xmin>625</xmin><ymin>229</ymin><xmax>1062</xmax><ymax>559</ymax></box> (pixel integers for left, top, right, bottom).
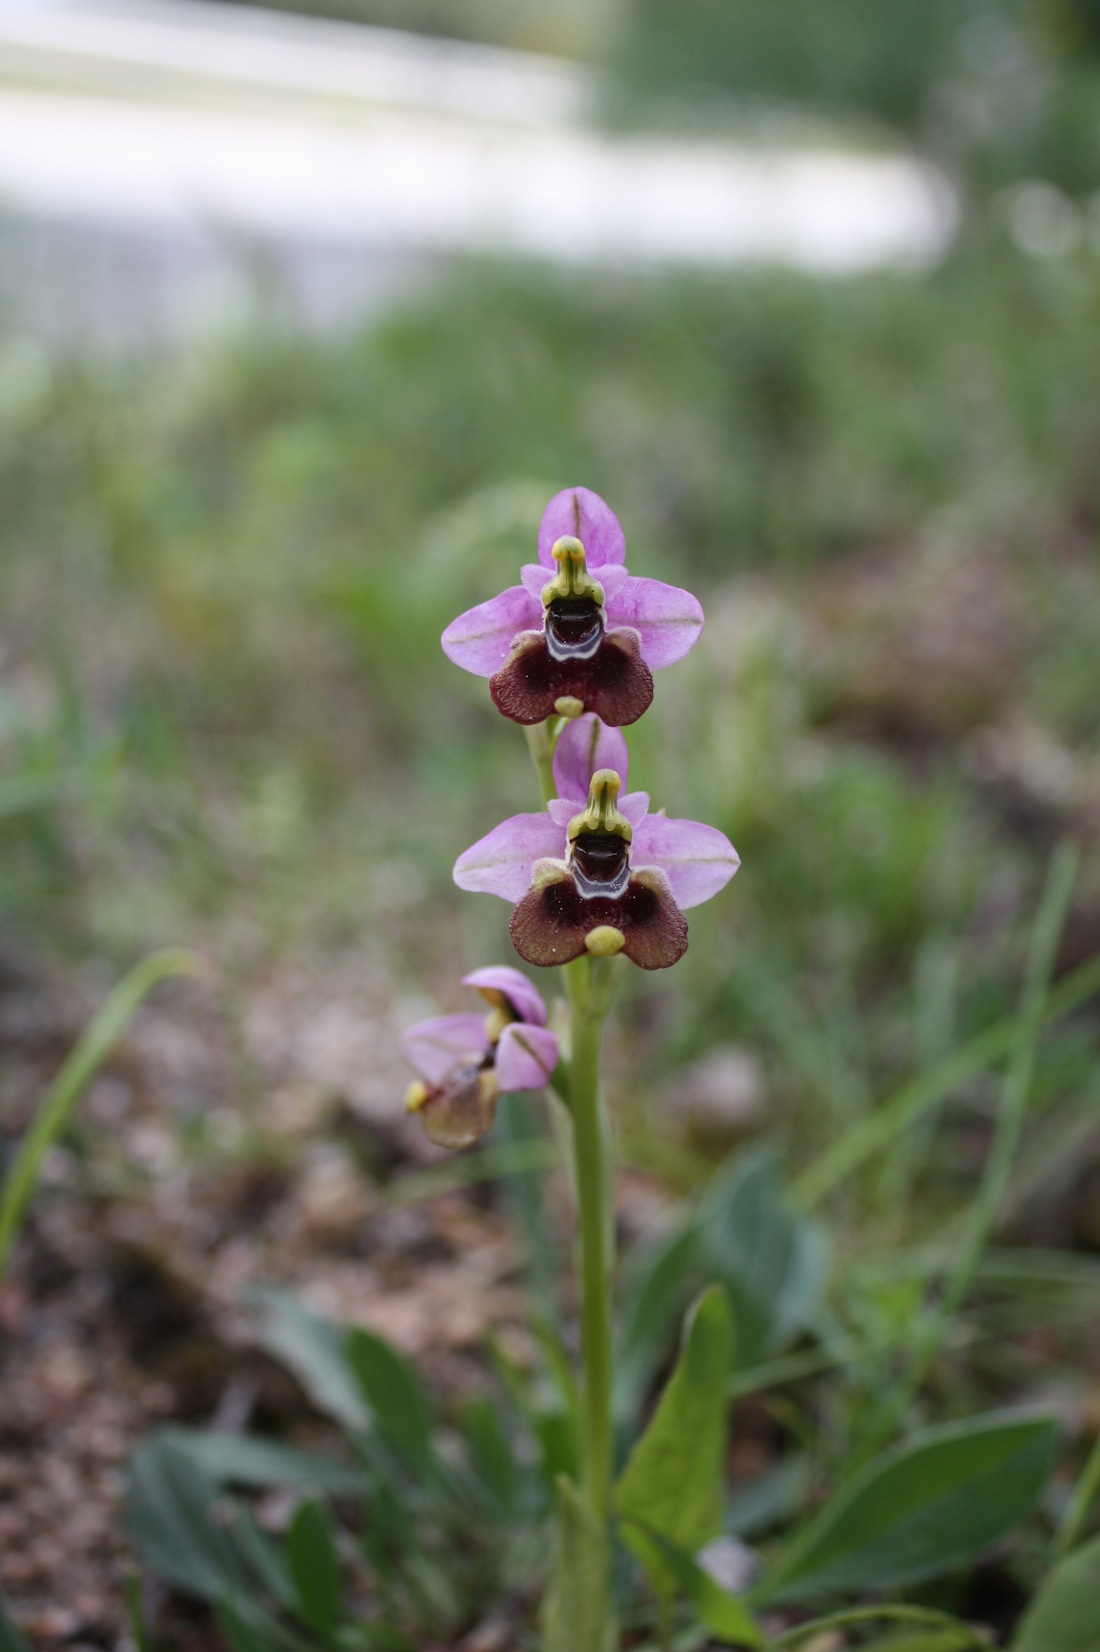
<box><xmin>1</xmin><ymin>232</ymin><xmax>1098</xmax><ymax>1231</ymax></box>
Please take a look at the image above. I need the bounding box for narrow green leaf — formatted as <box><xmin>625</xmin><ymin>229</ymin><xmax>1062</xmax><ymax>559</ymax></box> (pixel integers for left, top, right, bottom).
<box><xmin>286</xmin><ymin>1498</ymin><xmax>343</xmax><ymax>1637</ymax></box>
<box><xmin>619</xmin><ymin>1520</ymin><xmax>764</xmax><ymax>1648</ymax></box>
<box><xmin>248</xmin><ymin>1288</ymin><xmax>369</xmax><ymax>1434</ymax></box>
<box><xmin>755</xmin><ymin>1413</ymin><xmax>1059</xmax><ymax>1605</ymax></box>
<box><xmin>125</xmin><ymin>1434</ymin><xmax>252</xmax><ymax>1601</ymax></box>
<box><xmin>1011</xmin><ymin>1531</ymin><xmax>1100</xmax><ymax>1652</ymax></box>
<box><xmin>617</xmin><ymin>1217</ymin><xmax>696</xmax><ymax>1416</ymax></box>
<box><xmin>159</xmin><ymin>1425</ymin><xmax>362</xmax><ymax>1496</ymax></box>
<box><xmin>857</xmin><ymin>1635</ymin><xmax>981</xmax><ymax>1652</ymax></box>
<box><xmin>0</xmin><ymin>1592</ymin><xmax>32</xmax><ymax>1652</ymax></box>
<box><xmin>462</xmin><ymin>1396</ymin><xmax>519</xmax><ymax>1512</ymax></box>
<box><xmin>697</xmin><ymin>1146</ymin><xmax>827</xmax><ymax>1369</ymax></box>
<box><xmin>541</xmin><ymin>1476</ymin><xmax>614</xmax><ymax>1652</ymax></box>
<box><xmin>345</xmin><ymin>1325</ymin><xmax>435</xmax><ymax>1476</ymax></box>
<box><xmin>616</xmin><ymin>1285</ymin><xmax>734</xmax><ymax>1595</ymax></box>
<box><xmin>0</xmin><ymin>948</ymin><xmax>202</xmax><ymax>1278</ymax></box>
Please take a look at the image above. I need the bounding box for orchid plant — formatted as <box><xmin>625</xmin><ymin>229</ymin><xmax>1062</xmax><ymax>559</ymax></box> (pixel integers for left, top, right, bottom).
<box><xmin>123</xmin><ymin>489</ymin><xmax>1096</xmax><ymax>1652</ymax></box>
<box><xmin>406</xmin><ymin>486</ymin><xmax>739</xmax><ymax>1647</ymax></box>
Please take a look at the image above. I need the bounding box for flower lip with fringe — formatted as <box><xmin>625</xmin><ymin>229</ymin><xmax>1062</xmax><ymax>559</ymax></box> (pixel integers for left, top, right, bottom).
<box><xmin>402</xmin><ymin>966</ymin><xmax>558</xmax><ymax>1148</ymax></box>
<box><xmin>453</xmin><ymin>716</ymin><xmax>739</xmax><ymax>970</ymax></box>
<box><xmin>441</xmin><ymin>487</ymin><xmax>704</xmax><ymax>727</ymax></box>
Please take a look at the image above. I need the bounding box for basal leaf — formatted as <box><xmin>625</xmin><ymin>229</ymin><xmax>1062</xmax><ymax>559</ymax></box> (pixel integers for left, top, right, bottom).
<box><xmin>158</xmin><ymin>1425</ymin><xmax>363</xmax><ymax>1496</ymax></box>
<box><xmin>541</xmin><ymin>1476</ymin><xmax>615</xmax><ymax>1652</ymax></box>
<box><xmin>616</xmin><ymin>1285</ymin><xmax>734</xmax><ymax>1595</ymax></box>
<box><xmin>754</xmin><ymin>1413</ymin><xmax>1059</xmax><ymax>1605</ymax></box>
<box><xmin>0</xmin><ymin>1592</ymin><xmax>32</xmax><ymax>1652</ymax></box>
<box><xmin>618</xmin><ymin>1520</ymin><xmax>764</xmax><ymax>1648</ymax></box>
<box><xmin>125</xmin><ymin>1434</ymin><xmax>253</xmax><ymax>1602</ymax></box>
<box><xmin>345</xmin><ymin>1325</ymin><xmax>435</xmax><ymax>1476</ymax></box>
<box><xmin>1011</xmin><ymin>1531</ymin><xmax>1100</xmax><ymax>1652</ymax></box>
<box><xmin>698</xmin><ymin>1146</ymin><xmax>827</xmax><ymax>1369</ymax></box>
<box><xmin>248</xmin><ymin>1288</ymin><xmax>368</xmax><ymax>1434</ymax></box>
<box><xmin>286</xmin><ymin>1498</ymin><xmax>343</xmax><ymax>1636</ymax></box>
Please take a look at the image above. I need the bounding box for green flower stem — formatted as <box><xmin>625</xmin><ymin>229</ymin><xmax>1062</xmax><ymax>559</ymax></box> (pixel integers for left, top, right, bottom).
<box><xmin>525</xmin><ymin>720</ymin><xmax>559</xmax><ymax>808</ymax></box>
<box><xmin>525</xmin><ymin>721</ymin><xmax>617</xmax><ymax>1643</ymax></box>
<box><xmin>564</xmin><ymin>956</ymin><xmax>616</xmax><ymax>1529</ymax></box>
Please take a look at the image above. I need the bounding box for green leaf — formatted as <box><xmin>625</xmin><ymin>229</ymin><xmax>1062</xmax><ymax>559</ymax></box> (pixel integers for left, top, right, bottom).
<box><xmin>698</xmin><ymin>1146</ymin><xmax>827</xmax><ymax>1369</ymax></box>
<box><xmin>158</xmin><ymin>1426</ymin><xmax>363</xmax><ymax>1496</ymax></box>
<box><xmin>541</xmin><ymin>1476</ymin><xmax>615</xmax><ymax>1652</ymax></box>
<box><xmin>857</xmin><ymin>1635</ymin><xmax>979</xmax><ymax>1652</ymax></box>
<box><xmin>755</xmin><ymin>1413</ymin><xmax>1059</xmax><ymax>1605</ymax></box>
<box><xmin>1011</xmin><ymin>1531</ymin><xmax>1100</xmax><ymax>1652</ymax></box>
<box><xmin>462</xmin><ymin>1395</ymin><xmax>520</xmax><ymax>1513</ymax></box>
<box><xmin>615</xmin><ymin>1285</ymin><xmax>735</xmax><ymax>1595</ymax></box>
<box><xmin>619</xmin><ymin>1521</ymin><xmax>765</xmax><ymax>1648</ymax></box>
<box><xmin>286</xmin><ymin>1498</ymin><xmax>343</xmax><ymax>1637</ymax></box>
<box><xmin>248</xmin><ymin>1288</ymin><xmax>369</xmax><ymax>1434</ymax></box>
<box><xmin>0</xmin><ymin>1592</ymin><xmax>32</xmax><ymax>1652</ymax></box>
<box><xmin>345</xmin><ymin>1325</ymin><xmax>436</xmax><ymax>1476</ymax></box>
<box><xmin>125</xmin><ymin>1434</ymin><xmax>253</xmax><ymax>1601</ymax></box>
<box><xmin>617</xmin><ymin>1218</ymin><xmax>696</xmax><ymax>1418</ymax></box>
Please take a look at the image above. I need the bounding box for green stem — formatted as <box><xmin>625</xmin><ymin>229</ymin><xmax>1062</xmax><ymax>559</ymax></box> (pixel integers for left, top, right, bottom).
<box><xmin>525</xmin><ymin>718</ymin><xmax>617</xmax><ymax>1646</ymax></box>
<box><xmin>0</xmin><ymin>947</ymin><xmax>205</xmax><ymax>1277</ymax></box>
<box><xmin>566</xmin><ymin>956</ymin><xmax>616</xmax><ymax>1530</ymax></box>
<box><xmin>525</xmin><ymin>720</ymin><xmax>559</xmax><ymax>808</ymax></box>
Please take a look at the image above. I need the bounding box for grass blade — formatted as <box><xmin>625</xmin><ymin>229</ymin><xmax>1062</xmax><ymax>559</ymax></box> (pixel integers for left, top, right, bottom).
<box><xmin>0</xmin><ymin>947</ymin><xmax>203</xmax><ymax>1277</ymax></box>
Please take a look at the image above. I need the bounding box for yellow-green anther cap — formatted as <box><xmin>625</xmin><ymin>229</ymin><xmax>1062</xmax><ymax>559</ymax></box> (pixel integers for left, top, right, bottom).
<box><xmin>541</xmin><ymin>536</ymin><xmax>605</xmax><ymax>607</ymax></box>
<box><xmin>567</xmin><ymin>768</ymin><xmax>632</xmax><ymax>844</ymax></box>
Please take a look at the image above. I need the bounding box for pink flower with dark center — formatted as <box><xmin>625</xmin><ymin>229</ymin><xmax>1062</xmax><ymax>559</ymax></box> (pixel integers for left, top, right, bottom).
<box><xmin>402</xmin><ymin>966</ymin><xmax>558</xmax><ymax>1148</ymax></box>
<box><xmin>454</xmin><ymin>716</ymin><xmax>739</xmax><ymax>970</ymax></box>
<box><xmin>441</xmin><ymin>487</ymin><xmax>704</xmax><ymax>727</ymax></box>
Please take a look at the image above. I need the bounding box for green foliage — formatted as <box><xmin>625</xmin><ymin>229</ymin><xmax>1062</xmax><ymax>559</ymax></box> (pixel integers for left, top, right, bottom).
<box><xmin>286</xmin><ymin>1500</ymin><xmax>344</xmax><ymax>1637</ymax></box>
<box><xmin>0</xmin><ymin>948</ymin><xmax>201</xmax><ymax>1276</ymax></box>
<box><xmin>0</xmin><ymin>1593</ymin><xmax>32</xmax><ymax>1652</ymax></box>
<box><xmin>754</xmin><ymin>1413</ymin><xmax>1060</xmax><ymax>1604</ymax></box>
<box><xmin>618</xmin><ymin>1146</ymin><xmax>825</xmax><ymax>1416</ymax></box>
<box><xmin>1011</xmin><ymin>1532</ymin><xmax>1100</xmax><ymax>1652</ymax></box>
<box><xmin>616</xmin><ymin>1286</ymin><xmax>734</xmax><ymax>1594</ymax></box>
<box><xmin>541</xmin><ymin>1477</ymin><xmax>616</xmax><ymax>1652</ymax></box>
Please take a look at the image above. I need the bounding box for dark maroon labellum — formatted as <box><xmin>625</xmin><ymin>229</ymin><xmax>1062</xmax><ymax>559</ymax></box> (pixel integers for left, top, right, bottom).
<box><xmin>489</xmin><ymin>628</ymin><xmax>654</xmax><ymax>727</ymax></box>
<box><xmin>510</xmin><ymin>870</ymin><xmax>688</xmax><ymax>970</ymax></box>
<box><xmin>545</xmin><ymin>597</ymin><xmax>605</xmax><ymax>662</ymax></box>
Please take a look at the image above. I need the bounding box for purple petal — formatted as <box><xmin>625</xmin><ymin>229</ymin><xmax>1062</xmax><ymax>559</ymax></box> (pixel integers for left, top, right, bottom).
<box><xmin>605</xmin><ymin>577</ymin><xmax>704</xmax><ymax>670</ymax></box>
<box><xmin>595</xmin><ymin>564</ymin><xmax>629</xmax><ymax>600</ymax></box>
<box><xmin>462</xmin><ymin>966</ymin><xmax>547</xmax><ymax>1026</ymax></box>
<box><xmin>552</xmin><ymin>713</ymin><xmax>629</xmax><ymax>801</ymax></box>
<box><xmin>402</xmin><ymin>1013</ymin><xmax>488</xmax><ymax>1083</ymax></box>
<box><xmin>537</xmin><ymin>488</ymin><xmax>626</xmax><ymax>570</ymax></box>
<box><xmin>495</xmin><ymin>1022</ymin><xmax>559</xmax><ymax>1091</ymax></box>
<box><xmin>631</xmin><ymin>816</ymin><xmax>740</xmax><ymax>910</ymax></box>
<box><xmin>520</xmin><ymin>563</ymin><xmax>550</xmax><ymax>602</ymax></box>
<box><xmin>620</xmin><ymin>791</ymin><xmax>650</xmax><ymax>828</ymax></box>
<box><xmin>454</xmin><ymin>813</ymin><xmax>565</xmax><ymax>902</ymax></box>
<box><xmin>442</xmin><ymin>586</ymin><xmax>541</xmax><ymax>677</ymax></box>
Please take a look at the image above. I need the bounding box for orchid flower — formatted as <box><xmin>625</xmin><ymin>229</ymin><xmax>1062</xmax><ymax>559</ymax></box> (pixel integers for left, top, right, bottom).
<box><xmin>402</xmin><ymin>966</ymin><xmax>558</xmax><ymax>1148</ymax></box>
<box><xmin>441</xmin><ymin>486</ymin><xmax>704</xmax><ymax>727</ymax></box>
<box><xmin>454</xmin><ymin>715</ymin><xmax>739</xmax><ymax>970</ymax></box>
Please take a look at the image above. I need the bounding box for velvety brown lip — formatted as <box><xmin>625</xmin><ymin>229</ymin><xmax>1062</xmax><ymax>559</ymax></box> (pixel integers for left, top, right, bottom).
<box><xmin>510</xmin><ymin>869</ymin><xmax>688</xmax><ymax>970</ymax></box>
<box><xmin>489</xmin><ymin>628</ymin><xmax>654</xmax><ymax>728</ymax></box>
